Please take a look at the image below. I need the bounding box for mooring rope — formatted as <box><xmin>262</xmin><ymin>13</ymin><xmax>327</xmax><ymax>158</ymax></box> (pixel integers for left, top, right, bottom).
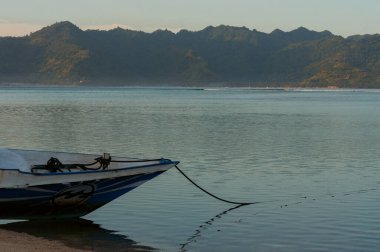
<box><xmin>175</xmin><ymin>165</ymin><xmax>257</xmax><ymax>205</ymax></box>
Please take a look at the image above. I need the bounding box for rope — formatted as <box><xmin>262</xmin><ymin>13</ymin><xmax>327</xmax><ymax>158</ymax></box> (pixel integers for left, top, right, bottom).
<box><xmin>175</xmin><ymin>165</ymin><xmax>257</xmax><ymax>206</ymax></box>
<box><xmin>39</xmin><ymin>157</ymin><xmax>260</xmax><ymax>206</ymax></box>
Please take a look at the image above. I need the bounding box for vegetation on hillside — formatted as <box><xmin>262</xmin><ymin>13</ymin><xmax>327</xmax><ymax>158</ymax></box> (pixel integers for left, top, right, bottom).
<box><xmin>1</xmin><ymin>21</ymin><xmax>380</xmax><ymax>87</ymax></box>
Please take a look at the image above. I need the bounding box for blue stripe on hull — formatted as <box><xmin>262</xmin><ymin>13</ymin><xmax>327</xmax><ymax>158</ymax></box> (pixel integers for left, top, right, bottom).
<box><xmin>0</xmin><ymin>171</ymin><xmax>165</xmax><ymax>219</ymax></box>
<box><xmin>88</xmin><ymin>172</ymin><xmax>162</xmax><ymax>206</ymax></box>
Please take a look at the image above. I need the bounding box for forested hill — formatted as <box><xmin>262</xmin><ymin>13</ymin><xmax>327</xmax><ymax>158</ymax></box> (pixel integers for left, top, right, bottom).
<box><xmin>1</xmin><ymin>21</ymin><xmax>380</xmax><ymax>88</ymax></box>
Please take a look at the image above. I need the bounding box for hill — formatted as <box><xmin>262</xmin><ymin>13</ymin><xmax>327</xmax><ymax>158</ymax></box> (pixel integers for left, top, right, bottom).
<box><xmin>1</xmin><ymin>21</ymin><xmax>380</xmax><ymax>87</ymax></box>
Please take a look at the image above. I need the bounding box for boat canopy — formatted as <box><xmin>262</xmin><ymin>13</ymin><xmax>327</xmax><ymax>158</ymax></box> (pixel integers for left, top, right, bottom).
<box><xmin>0</xmin><ymin>148</ymin><xmax>30</xmax><ymax>172</ymax></box>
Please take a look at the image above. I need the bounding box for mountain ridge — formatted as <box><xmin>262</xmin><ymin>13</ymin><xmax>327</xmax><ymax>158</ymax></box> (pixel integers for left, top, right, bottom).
<box><xmin>0</xmin><ymin>21</ymin><xmax>380</xmax><ymax>87</ymax></box>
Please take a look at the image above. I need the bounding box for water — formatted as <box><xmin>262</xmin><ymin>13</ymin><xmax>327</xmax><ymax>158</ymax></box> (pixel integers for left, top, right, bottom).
<box><xmin>0</xmin><ymin>87</ymin><xmax>380</xmax><ymax>251</ymax></box>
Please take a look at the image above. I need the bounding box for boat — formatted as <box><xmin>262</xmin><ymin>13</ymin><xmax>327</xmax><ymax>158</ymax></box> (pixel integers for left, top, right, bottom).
<box><xmin>0</xmin><ymin>148</ymin><xmax>179</xmax><ymax>219</ymax></box>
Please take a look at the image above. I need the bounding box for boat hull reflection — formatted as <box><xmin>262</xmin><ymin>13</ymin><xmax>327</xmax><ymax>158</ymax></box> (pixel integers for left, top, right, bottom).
<box><xmin>0</xmin><ymin>218</ymin><xmax>155</xmax><ymax>251</ymax></box>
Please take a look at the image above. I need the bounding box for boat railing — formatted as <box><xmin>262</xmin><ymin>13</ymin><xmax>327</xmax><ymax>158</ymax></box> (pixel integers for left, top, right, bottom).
<box><xmin>30</xmin><ymin>154</ymin><xmax>165</xmax><ymax>174</ymax></box>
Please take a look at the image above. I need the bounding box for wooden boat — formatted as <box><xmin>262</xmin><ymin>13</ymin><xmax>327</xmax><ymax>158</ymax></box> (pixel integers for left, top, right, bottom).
<box><xmin>0</xmin><ymin>148</ymin><xmax>178</xmax><ymax>219</ymax></box>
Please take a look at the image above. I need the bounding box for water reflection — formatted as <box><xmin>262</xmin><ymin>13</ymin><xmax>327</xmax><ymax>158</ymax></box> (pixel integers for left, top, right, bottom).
<box><xmin>179</xmin><ymin>204</ymin><xmax>247</xmax><ymax>251</ymax></box>
<box><xmin>0</xmin><ymin>218</ymin><xmax>155</xmax><ymax>252</ymax></box>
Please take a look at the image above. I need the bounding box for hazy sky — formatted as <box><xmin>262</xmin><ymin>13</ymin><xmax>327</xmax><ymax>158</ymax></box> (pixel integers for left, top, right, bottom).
<box><xmin>1</xmin><ymin>0</ymin><xmax>380</xmax><ymax>37</ymax></box>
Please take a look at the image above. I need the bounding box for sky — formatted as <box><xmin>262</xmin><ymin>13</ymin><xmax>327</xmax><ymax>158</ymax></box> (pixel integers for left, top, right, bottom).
<box><xmin>1</xmin><ymin>0</ymin><xmax>380</xmax><ymax>37</ymax></box>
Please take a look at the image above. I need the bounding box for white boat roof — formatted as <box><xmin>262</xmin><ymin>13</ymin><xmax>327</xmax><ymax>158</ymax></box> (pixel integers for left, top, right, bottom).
<box><xmin>0</xmin><ymin>148</ymin><xmax>30</xmax><ymax>172</ymax></box>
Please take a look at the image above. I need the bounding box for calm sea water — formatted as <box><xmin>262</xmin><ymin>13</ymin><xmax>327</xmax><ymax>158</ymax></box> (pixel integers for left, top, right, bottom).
<box><xmin>0</xmin><ymin>87</ymin><xmax>379</xmax><ymax>251</ymax></box>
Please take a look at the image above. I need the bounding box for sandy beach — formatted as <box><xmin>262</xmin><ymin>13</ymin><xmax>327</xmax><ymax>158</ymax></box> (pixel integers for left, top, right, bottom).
<box><xmin>0</xmin><ymin>229</ymin><xmax>90</xmax><ymax>252</ymax></box>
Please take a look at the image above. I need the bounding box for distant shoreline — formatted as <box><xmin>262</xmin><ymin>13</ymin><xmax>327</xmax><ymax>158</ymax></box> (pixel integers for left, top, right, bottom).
<box><xmin>0</xmin><ymin>83</ymin><xmax>380</xmax><ymax>92</ymax></box>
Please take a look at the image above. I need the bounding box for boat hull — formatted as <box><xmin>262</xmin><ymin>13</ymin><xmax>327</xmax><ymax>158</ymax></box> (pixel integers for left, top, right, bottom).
<box><xmin>0</xmin><ymin>148</ymin><xmax>178</xmax><ymax>219</ymax></box>
<box><xmin>0</xmin><ymin>171</ymin><xmax>164</xmax><ymax>219</ymax></box>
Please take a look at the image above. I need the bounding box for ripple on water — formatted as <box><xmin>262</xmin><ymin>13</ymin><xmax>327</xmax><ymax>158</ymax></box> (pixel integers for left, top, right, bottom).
<box><xmin>0</xmin><ymin>87</ymin><xmax>380</xmax><ymax>251</ymax></box>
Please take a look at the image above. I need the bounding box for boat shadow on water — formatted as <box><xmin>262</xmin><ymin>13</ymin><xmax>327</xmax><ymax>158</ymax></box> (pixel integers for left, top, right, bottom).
<box><xmin>0</xmin><ymin>218</ymin><xmax>155</xmax><ymax>251</ymax></box>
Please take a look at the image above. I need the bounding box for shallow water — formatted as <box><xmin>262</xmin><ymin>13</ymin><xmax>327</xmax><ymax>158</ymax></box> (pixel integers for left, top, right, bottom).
<box><xmin>0</xmin><ymin>87</ymin><xmax>379</xmax><ymax>251</ymax></box>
